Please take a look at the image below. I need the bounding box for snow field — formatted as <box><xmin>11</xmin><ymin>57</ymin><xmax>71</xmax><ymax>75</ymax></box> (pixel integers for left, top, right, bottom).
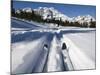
<box><xmin>12</xmin><ymin>36</ymin><xmax>47</xmax><ymax>74</ymax></box>
<box><xmin>61</xmin><ymin>34</ymin><xmax>95</xmax><ymax>70</ymax></box>
<box><xmin>11</xmin><ymin>18</ymin><xmax>96</xmax><ymax>74</ymax></box>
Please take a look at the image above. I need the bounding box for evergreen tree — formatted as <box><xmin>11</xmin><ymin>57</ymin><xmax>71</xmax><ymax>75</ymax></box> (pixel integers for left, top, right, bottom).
<box><xmin>90</xmin><ymin>18</ymin><xmax>96</xmax><ymax>28</ymax></box>
<box><xmin>90</xmin><ymin>21</ymin><xmax>96</xmax><ymax>28</ymax></box>
<box><xmin>11</xmin><ymin>8</ymin><xmax>15</xmax><ymax>17</ymax></box>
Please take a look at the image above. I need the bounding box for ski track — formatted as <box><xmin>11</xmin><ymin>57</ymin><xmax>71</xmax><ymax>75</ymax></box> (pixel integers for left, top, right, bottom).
<box><xmin>12</xmin><ymin>36</ymin><xmax>48</xmax><ymax>74</ymax></box>
<box><xmin>45</xmin><ymin>35</ymin><xmax>64</xmax><ymax>72</ymax></box>
<box><xmin>61</xmin><ymin>34</ymin><xmax>95</xmax><ymax>70</ymax></box>
<box><xmin>11</xmin><ymin>18</ymin><xmax>96</xmax><ymax>74</ymax></box>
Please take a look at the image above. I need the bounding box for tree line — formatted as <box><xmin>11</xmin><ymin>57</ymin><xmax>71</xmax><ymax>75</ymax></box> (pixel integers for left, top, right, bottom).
<box><xmin>11</xmin><ymin>8</ymin><xmax>96</xmax><ymax>28</ymax></box>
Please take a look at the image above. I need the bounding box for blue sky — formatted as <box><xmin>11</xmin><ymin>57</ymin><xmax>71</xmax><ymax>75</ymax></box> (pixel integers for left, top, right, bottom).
<box><xmin>12</xmin><ymin>1</ymin><xmax>96</xmax><ymax>18</ymax></box>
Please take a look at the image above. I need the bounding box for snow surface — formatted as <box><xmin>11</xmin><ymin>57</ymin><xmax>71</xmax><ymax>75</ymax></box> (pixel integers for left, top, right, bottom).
<box><xmin>45</xmin><ymin>36</ymin><xmax>64</xmax><ymax>72</ymax></box>
<box><xmin>61</xmin><ymin>31</ymin><xmax>95</xmax><ymax>70</ymax></box>
<box><xmin>11</xmin><ymin>18</ymin><xmax>96</xmax><ymax>74</ymax></box>
<box><xmin>12</xmin><ymin>36</ymin><xmax>46</xmax><ymax>74</ymax></box>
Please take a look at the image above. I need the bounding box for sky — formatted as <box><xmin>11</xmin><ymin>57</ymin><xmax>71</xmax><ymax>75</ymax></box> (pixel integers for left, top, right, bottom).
<box><xmin>12</xmin><ymin>1</ymin><xmax>96</xmax><ymax>18</ymax></box>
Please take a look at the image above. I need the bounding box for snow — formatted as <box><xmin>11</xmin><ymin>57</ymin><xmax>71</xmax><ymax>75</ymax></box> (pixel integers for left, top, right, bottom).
<box><xmin>23</xmin><ymin>7</ymin><xmax>95</xmax><ymax>23</ymax></box>
<box><xmin>61</xmin><ymin>30</ymin><xmax>95</xmax><ymax>70</ymax></box>
<box><xmin>11</xmin><ymin>18</ymin><xmax>96</xmax><ymax>74</ymax></box>
<box><xmin>33</xmin><ymin>45</ymin><xmax>49</xmax><ymax>73</ymax></box>
<box><xmin>45</xmin><ymin>36</ymin><xmax>64</xmax><ymax>72</ymax></box>
<box><xmin>15</xmin><ymin>10</ymin><xmax>21</xmax><ymax>14</ymax></box>
<box><xmin>22</xmin><ymin>7</ymin><xmax>32</xmax><ymax>13</ymax></box>
<box><xmin>15</xmin><ymin>7</ymin><xmax>96</xmax><ymax>27</ymax></box>
<box><xmin>15</xmin><ymin>7</ymin><xmax>96</xmax><ymax>28</ymax></box>
<box><xmin>72</xmin><ymin>15</ymin><xmax>96</xmax><ymax>26</ymax></box>
<box><xmin>62</xmin><ymin>50</ymin><xmax>74</xmax><ymax>70</ymax></box>
<box><xmin>12</xmin><ymin>36</ymin><xmax>47</xmax><ymax>74</ymax></box>
<box><xmin>12</xmin><ymin>17</ymin><xmax>50</xmax><ymax>29</ymax></box>
<box><xmin>21</xmin><ymin>7</ymin><xmax>69</xmax><ymax>22</ymax></box>
<box><xmin>11</xmin><ymin>18</ymin><xmax>40</xmax><ymax>29</ymax></box>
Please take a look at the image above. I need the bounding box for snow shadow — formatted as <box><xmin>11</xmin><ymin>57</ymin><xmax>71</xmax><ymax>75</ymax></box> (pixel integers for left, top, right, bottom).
<box><xmin>12</xmin><ymin>32</ymin><xmax>54</xmax><ymax>74</ymax></box>
<box><xmin>54</xmin><ymin>32</ymin><xmax>63</xmax><ymax>41</ymax></box>
<box><xmin>60</xmin><ymin>29</ymin><xmax>95</xmax><ymax>35</ymax></box>
<box><xmin>11</xmin><ymin>19</ymin><xmax>41</xmax><ymax>29</ymax></box>
<box><xmin>11</xmin><ymin>31</ymin><xmax>49</xmax><ymax>43</ymax></box>
<box><xmin>32</xmin><ymin>33</ymin><xmax>54</xmax><ymax>73</ymax></box>
<box><xmin>12</xmin><ymin>44</ymin><xmax>44</xmax><ymax>74</ymax></box>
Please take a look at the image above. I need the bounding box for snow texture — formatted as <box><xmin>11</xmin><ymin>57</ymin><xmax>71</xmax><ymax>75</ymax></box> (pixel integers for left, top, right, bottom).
<box><xmin>11</xmin><ymin>18</ymin><xmax>96</xmax><ymax>74</ymax></box>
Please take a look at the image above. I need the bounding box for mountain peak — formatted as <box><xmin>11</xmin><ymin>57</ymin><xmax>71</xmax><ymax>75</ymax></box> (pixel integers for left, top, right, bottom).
<box><xmin>22</xmin><ymin>7</ymin><xmax>32</xmax><ymax>13</ymax></box>
<box><xmin>16</xmin><ymin>7</ymin><xmax>95</xmax><ymax>25</ymax></box>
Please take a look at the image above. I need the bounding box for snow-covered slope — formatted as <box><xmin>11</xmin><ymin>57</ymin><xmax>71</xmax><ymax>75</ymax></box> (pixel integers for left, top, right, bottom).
<box><xmin>61</xmin><ymin>31</ymin><xmax>95</xmax><ymax>70</ymax></box>
<box><xmin>11</xmin><ymin>18</ymin><xmax>95</xmax><ymax>74</ymax></box>
<box><xmin>15</xmin><ymin>7</ymin><xmax>96</xmax><ymax>27</ymax></box>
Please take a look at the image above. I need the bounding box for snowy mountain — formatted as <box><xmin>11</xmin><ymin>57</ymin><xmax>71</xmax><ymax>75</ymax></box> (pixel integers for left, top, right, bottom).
<box><xmin>14</xmin><ymin>7</ymin><xmax>96</xmax><ymax>27</ymax></box>
<box><xmin>22</xmin><ymin>7</ymin><xmax>32</xmax><ymax>13</ymax></box>
<box><xmin>72</xmin><ymin>15</ymin><xmax>96</xmax><ymax>26</ymax></box>
<box><xmin>15</xmin><ymin>9</ymin><xmax>21</xmax><ymax>14</ymax></box>
<box><xmin>33</xmin><ymin>7</ymin><xmax>72</xmax><ymax>21</ymax></box>
<box><xmin>32</xmin><ymin>7</ymin><xmax>95</xmax><ymax>23</ymax></box>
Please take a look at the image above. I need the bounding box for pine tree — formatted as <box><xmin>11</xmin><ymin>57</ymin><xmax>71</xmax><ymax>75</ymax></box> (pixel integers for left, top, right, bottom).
<box><xmin>90</xmin><ymin>18</ymin><xmax>96</xmax><ymax>28</ymax></box>
<box><xmin>11</xmin><ymin>8</ymin><xmax>15</xmax><ymax>17</ymax></box>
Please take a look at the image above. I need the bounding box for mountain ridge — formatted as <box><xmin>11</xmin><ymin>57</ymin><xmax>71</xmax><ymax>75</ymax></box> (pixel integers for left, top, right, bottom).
<box><xmin>13</xmin><ymin>7</ymin><xmax>96</xmax><ymax>27</ymax></box>
<box><xmin>16</xmin><ymin>7</ymin><xmax>95</xmax><ymax>23</ymax></box>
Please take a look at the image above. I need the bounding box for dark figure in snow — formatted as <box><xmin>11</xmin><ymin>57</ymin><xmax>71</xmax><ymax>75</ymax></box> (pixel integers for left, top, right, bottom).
<box><xmin>62</xmin><ymin>42</ymin><xmax>69</xmax><ymax>52</ymax></box>
<box><xmin>43</xmin><ymin>44</ymin><xmax>48</xmax><ymax>51</ymax></box>
<box><xmin>57</xmin><ymin>17</ymin><xmax>62</xmax><ymax>27</ymax></box>
<box><xmin>44</xmin><ymin>44</ymin><xmax>48</xmax><ymax>48</ymax></box>
<box><xmin>57</xmin><ymin>23</ymin><xmax>59</xmax><ymax>27</ymax></box>
<box><xmin>62</xmin><ymin>43</ymin><xmax>67</xmax><ymax>50</ymax></box>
